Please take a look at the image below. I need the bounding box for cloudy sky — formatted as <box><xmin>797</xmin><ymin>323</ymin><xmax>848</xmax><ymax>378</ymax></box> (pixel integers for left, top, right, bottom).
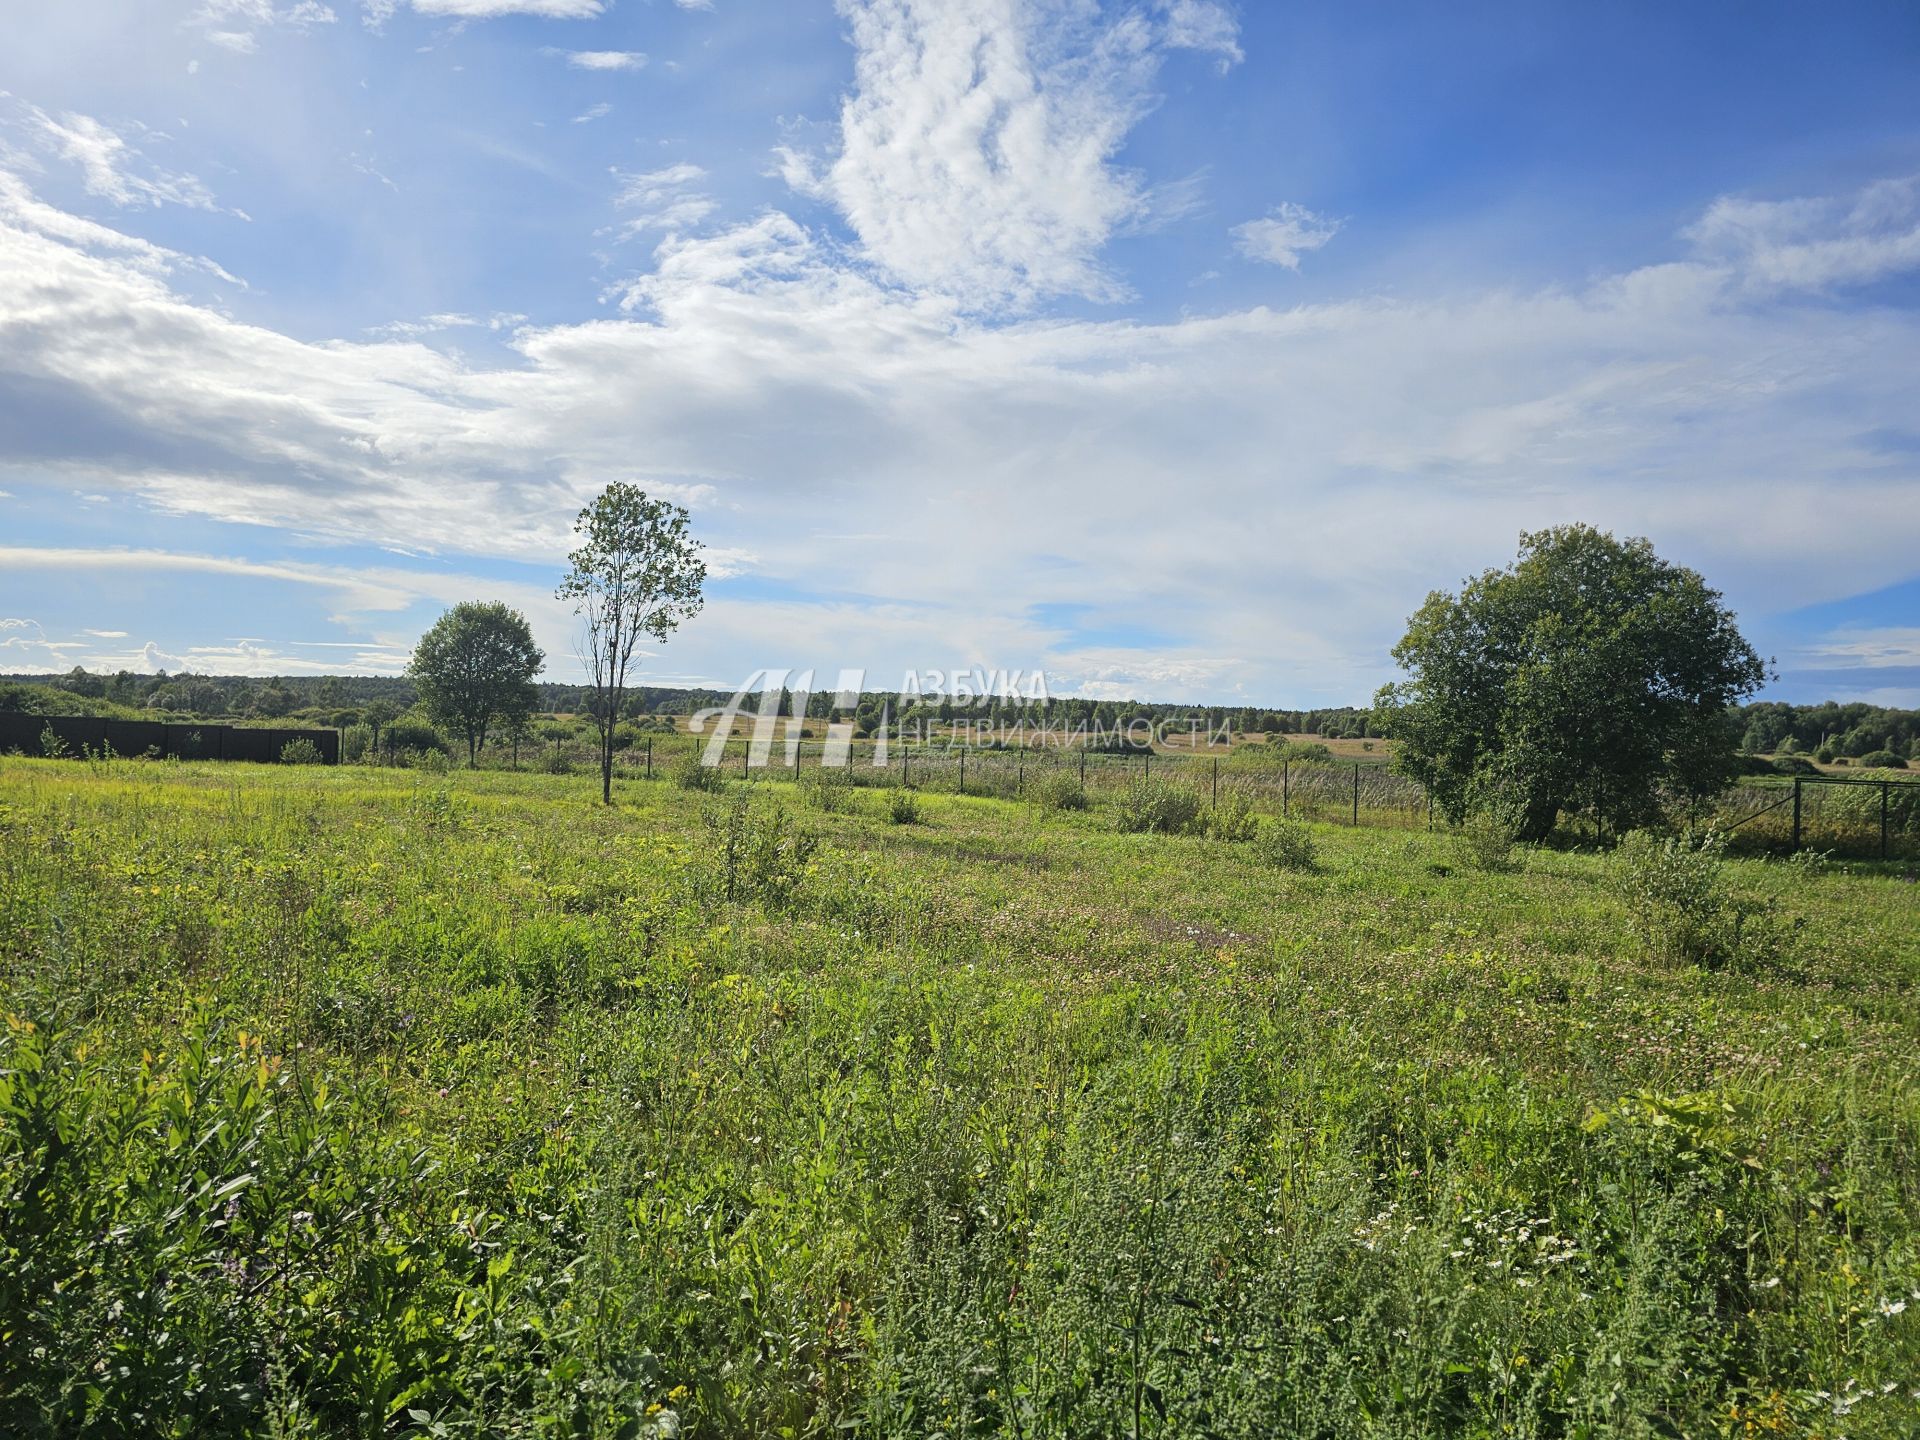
<box><xmin>2</xmin><ymin>0</ymin><xmax>1918</xmax><ymax>705</ymax></box>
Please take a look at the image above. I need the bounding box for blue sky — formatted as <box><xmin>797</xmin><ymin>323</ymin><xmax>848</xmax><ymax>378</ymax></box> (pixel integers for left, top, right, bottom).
<box><xmin>2</xmin><ymin>0</ymin><xmax>1918</xmax><ymax>705</ymax></box>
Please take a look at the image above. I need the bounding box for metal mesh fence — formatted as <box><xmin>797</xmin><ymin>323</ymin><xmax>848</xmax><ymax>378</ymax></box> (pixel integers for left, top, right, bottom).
<box><xmin>619</xmin><ymin>735</ymin><xmax>1920</xmax><ymax>858</ymax></box>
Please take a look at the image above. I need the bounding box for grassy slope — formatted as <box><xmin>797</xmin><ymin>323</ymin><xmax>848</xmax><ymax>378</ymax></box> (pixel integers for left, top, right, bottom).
<box><xmin>1</xmin><ymin>757</ymin><xmax>1917</xmax><ymax>1438</ymax></box>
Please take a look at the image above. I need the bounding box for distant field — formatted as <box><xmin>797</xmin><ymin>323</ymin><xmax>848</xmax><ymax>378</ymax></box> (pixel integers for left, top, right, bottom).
<box><xmin>2</xmin><ymin>757</ymin><xmax>1917</xmax><ymax>1437</ymax></box>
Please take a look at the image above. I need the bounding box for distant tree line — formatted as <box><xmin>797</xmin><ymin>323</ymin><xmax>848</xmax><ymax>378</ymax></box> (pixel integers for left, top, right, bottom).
<box><xmin>1733</xmin><ymin>701</ymin><xmax>1917</xmax><ymax>762</ymax></box>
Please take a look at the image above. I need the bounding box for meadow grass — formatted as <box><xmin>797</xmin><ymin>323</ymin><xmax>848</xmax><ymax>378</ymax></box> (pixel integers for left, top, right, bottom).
<box><xmin>1</xmin><ymin>756</ymin><xmax>1917</xmax><ymax>1438</ymax></box>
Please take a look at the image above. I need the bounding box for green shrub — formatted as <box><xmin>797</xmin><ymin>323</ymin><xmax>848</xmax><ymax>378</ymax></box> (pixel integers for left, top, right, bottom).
<box><xmin>886</xmin><ymin>788</ymin><xmax>922</xmax><ymax>825</ymax></box>
<box><xmin>1455</xmin><ymin>809</ymin><xmax>1519</xmax><ymax>872</ymax></box>
<box><xmin>695</xmin><ymin>796</ymin><xmax>819</xmax><ymax>910</ymax></box>
<box><xmin>383</xmin><ymin>718</ymin><xmax>449</xmax><ymax>759</ymax></box>
<box><xmin>1115</xmin><ymin>779</ymin><xmax>1201</xmax><ymax>835</ymax></box>
<box><xmin>410</xmin><ymin>747</ymin><xmax>453</xmax><ymax>776</ymax></box>
<box><xmin>800</xmin><ymin>764</ymin><xmax>858</xmax><ymax>813</ymax></box>
<box><xmin>1203</xmin><ymin>788</ymin><xmax>1259</xmax><ymax>842</ymax></box>
<box><xmin>340</xmin><ymin>723</ymin><xmax>372</xmax><ymax>764</ymax></box>
<box><xmin>1251</xmin><ymin>815</ymin><xmax>1317</xmax><ymax>870</ymax></box>
<box><xmin>671</xmin><ymin>751</ymin><xmax>728</xmax><ymax>792</ymax></box>
<box><xmin>1770</xmin><ymin>755</ymin><xmax>1819</xmax><ymax>776</ymax></box>
<box><xmin>1610</xmin><ymin>829</ymin><xmax>1788</xmax><ymax>970</ymax></box>
<box><xmin>278</xmin><ymin>737</ymin><xmax>324</xmax><ymax>766</ymax></box>
<box><xmin>1858</xmin><ymin>750</ymin><xmax>1908</xmax><ymax>770</ymax></box>
<box><xmin>1029</xmin><ymin>770</ymin><xmax>1089</xmax><ymax>812</ymax></box>
<box><xmin>537</xmin><ymin>746</ymin><xmax>573</xmax><ymax>775</ymax></box>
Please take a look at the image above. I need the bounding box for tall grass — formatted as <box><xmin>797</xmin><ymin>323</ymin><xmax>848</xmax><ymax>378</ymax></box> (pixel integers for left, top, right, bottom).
<box><xmin>0</xmin><ymin>757</ymin><xmax>1916</xmax><ymax>1437</ymax></box>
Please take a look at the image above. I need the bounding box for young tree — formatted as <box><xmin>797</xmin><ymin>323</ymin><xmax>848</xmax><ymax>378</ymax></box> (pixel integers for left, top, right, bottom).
<box><xmin>408</xmin><ymin>601</ymin><xmax>546</xmax><ymax>768</ymax></box>
<box><xmin>557</xmin><ymin>484</ymin><xmax>705</xmax><ymax>804</ymax></box>
<box><xmin>1376</xmin><ymin>525</ymin><xmax>1767</xmax><ymax>842</ymax></box>
<box><xmin>361</xmin><ymin>699</ymin><xmax>398</xmax><ymax>763</ymax></box>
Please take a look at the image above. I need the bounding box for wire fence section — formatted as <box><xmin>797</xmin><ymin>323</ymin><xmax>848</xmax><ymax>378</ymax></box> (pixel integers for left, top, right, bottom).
<box><xmin>627</xmin><ymin>735</ymin><xmax>1920</xmax><ymax>860</ymax></box>
<box><xmin>646</xmin><ymin>737</ymin><xmax>1435</xmax><ymax>829</ymax></box>
<box><xmin>1709</xmin><ymin>775</ymin><xmax>1920</xmax><ymax>861</ymax></box>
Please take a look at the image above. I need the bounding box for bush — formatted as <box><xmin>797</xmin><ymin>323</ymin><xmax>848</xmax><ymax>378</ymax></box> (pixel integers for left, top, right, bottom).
<box><xmin>694</xmin><ymin>796</ymin><xmax>819</xmax><ymax>910</ymax></box>
<box><xmin>886</xmin><ymin>788</ymin><xmax>922</xmax><ymax>825</ymax></box>
<box><xmin>1858</xmin><ymin>750</ymin><xmax>1908</xmax><ymax>770</ymax></box>
<box><xmin>671</xmin><ymin>751</ymin><xmax>728</xmax><ymax>793</ymax></box>
<box><xmin>1770</xmin><ymin>755</ymin><xmax>1819</xmax><ymax>776</ymax></box>
<box><xmin>340</xmin><ymin>723</ymin><xmax>372</xmax><ymax>764</ymax></box>
<box><xmin>1455</xmin><ymin>807</ymin><xmax>1519</xmax><ymax>873</ymax></box>
<box><xmin>1029</xmin><ymin>770</ymin><xmax>1089</xmax><ymax>813</ymax></box>
<box><xmin>537</xmin><ymin>747</ymin><xmax>574</xmax><ymax>775</ymax></box>
<box><xmin>1203</xmin><ymin>789</ymin><xmax>1259</xmax><ymax>842</ymax></box>
<box><xmin>1610</xmin><ymin>829</ymin><xmax>1788</xmax><ymax>970</ymax></box>
<box><xmin>800</xmin><ymin>765</ymin><xmax>858</xmax><ymax>813</ymax></box>
<box><xmin>1115</xmin><ymin>780</ymin><xmax>1201</xmax><ymax>835</ymax></box>
<box><xmin>279</xmin><ymin>738</ymin><xmax>324</xmax><ymax>766</ymax></box>
<box><xmin>1251</xmin><ymin>816</ymin><xmax>1317</xmax><ymax>870</ymax></box>
<box><xmin>383</xmin><ymin>718</ymin><xmax>449</xmax><ymax>760</ymax></box>
<box><xmin>411</xmin><ymin>748</ymin><xmax>453</xmax><ymax>776</ymax></box>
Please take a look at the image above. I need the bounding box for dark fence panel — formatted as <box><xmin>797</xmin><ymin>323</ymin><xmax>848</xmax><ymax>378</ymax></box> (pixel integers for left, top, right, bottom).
<box><xmin>0</xmin><ymin>712</ymin><xmax>338</xmax><ymax>765</ymax></box>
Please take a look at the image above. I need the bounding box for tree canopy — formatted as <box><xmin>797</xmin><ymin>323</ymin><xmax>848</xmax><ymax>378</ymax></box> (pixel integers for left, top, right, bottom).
<box><xmin>1376</xmin><ymin>525</ymin><xmax>1767</xmax><ymax>841</ymax></box>
<box><xmin>408</xmin><ymin>601</ymin><xmax>545</xmax><ymax>766</ymax></box>
<box><xmin>557</xmin><ymin>483</ymin><xmax>705</xmax><ymax>804</ymax></box>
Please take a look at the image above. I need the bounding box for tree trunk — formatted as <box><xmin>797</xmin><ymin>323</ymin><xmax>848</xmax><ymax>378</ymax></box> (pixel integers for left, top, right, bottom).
<box><xmin>601</xmin><ymin>724</ymin><xmax>613</xmax><ymax>805</ymax></box>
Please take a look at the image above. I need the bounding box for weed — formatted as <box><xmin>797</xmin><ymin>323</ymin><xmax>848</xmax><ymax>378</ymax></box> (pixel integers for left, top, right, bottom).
<box><xmin>670</xmin><ymin>750</ymin><xmax>727</xmax><ymax>792</ymax></box>
<box><xmin>279</xmin><ymin>738</ymin><xmax>324</xmax><ymax>766</ymax></box>
<box><xmin>885</xmin><ymin>788</ymin><xmax>922</xmax><ymax>825</ymax></box>
<box><xmin>1251</xmin><ymin>814</ymin><xmax>1318</xmax><ymax>869</ymax></box>
<box><xmin>1456</xmin><ymin>808</ymin><xmax>1519</xmax><ymax>872</ymax></box>
<box><xmin>1610</xmin><ymin>828</ymin><xmax>1792</xmax><ymax>969</ymax></box>
<box><xmin>1029</xmin><ymin>770</ymin><xmax>1089</xmax><ymax>813</ymax></box>
<box><xmin>1115</xmin><ymin>779</ymin><xmax>1202</xmax><ymax>835</ymax></box>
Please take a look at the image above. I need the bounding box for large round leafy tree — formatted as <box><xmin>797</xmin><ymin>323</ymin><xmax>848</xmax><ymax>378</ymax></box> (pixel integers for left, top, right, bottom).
<box><xmin>1376</xmin><ymin>525</ymin><xmax>1768</xmax><ymax>841</ymax></box>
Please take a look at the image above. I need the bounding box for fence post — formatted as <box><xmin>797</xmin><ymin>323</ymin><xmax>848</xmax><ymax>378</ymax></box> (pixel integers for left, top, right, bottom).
<box><xmin>1144</xmin><ymin>749</ymin><xmax>1151</xmax><ymax>781</ymax></box>
<box><xmin>959</xmin><ymin>750</ymin><xmax>965</xmax><ymax>794</ymax></box>
<box><xmin>1791</xmin><ymin>777</ymin><xmax>1802</xmax><ymax>852</ymax></box>
<box><xmin>1080</xmin><ymin>747</ymin><xmax>1086</xmax><ymax>784</ymax></box>
<box><xmin>903</xmin><ymin>748</ymin><xmax>910</xmax><ymax>787</ymax></box>
<box><xmin>1212</xmin><ymin>756</ymin><xmax>1219</xmax><ymax>809</ymax></box>
<box><xmin>1018</xmin><ymin>750</ymin><xmax>1024</xmax><ymax>792</ymax></box>
<box><xmin>645</xmin><ymin>736</ymin><xmax>652</xmax><ymax>780</ymax></box>
<box><xmin>1427</xmin><ymin>789</ymin><xmax>1433</xmax><ymax>831</ymax></box>
<box><xmin>1883</xmin><ymin>780</ymin><xmax>1891</xmax><ymax>861</ymax></box>
<box><xmin>1283</xmin><ymin>758</ymin><xmax>1290</xmax><ymax>818</ymax></box>
<box><xmin>1352</xmin><ymin>763</ymin><xmax>1359</xmax><ymax>826</ymax></box>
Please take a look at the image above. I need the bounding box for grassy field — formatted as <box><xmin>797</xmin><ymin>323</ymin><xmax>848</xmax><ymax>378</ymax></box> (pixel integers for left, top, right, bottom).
<box><xmin>2</xmin><ymin>757</ymin><xmax>1917</xmax><ymax>1438</ymax></box>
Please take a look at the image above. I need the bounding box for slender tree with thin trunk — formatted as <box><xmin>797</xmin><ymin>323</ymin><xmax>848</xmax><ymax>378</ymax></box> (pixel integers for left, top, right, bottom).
<box><xmin>557</xmin><ymin>484</ymin><xmax>705</xmax><ymax>804</ymax></box>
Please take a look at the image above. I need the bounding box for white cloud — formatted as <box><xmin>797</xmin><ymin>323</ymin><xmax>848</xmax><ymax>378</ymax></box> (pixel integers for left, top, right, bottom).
<box><xmin>2</xmin><ymin>171</ymin><xmax>1920</xmax><ymax>699</ymax></box>
<box><xmin>5</xmin><ymin>101</ymin><xmax>220</xmax><ymax>211</ymax></box>
<box><xmin>140</xmin><ymin>641</ymin><xmax>188</xmax><ymax>673</ymax></box>
<box><xmin>189</xmin><ymin>1</ymin><xmax>337</xmax><ymax>52</ymax></box>
<box><xmin>784</xmin><ymin>0</ymin><xmax>1235</xmax><ymax>312</ymax></box>
<box><xmin>410</xmin><ymin>0</ymin><xmax>604</xmax><ymax>17</ymax></box>
<box><xmin>560</xmin><ymin>49</ymin><xmax>646</xmax><ymax>71</ymax></box>
<box><xmin>1157</xmin><ymin>0</ymin><xmax>1242</xmax><ymax>68</ymax></box>
<box><xmin>1684</xmin><ymin>175</ymin><xmax>1920</xmax><ymax>294</ymax></box>
<box><xmin>1232</xmin><ymin>202</ymin><xmax>1341</xmax><ymax>269</ymax></box>
<box><xmin>1803</xmin><ymin>627</ymin><xmax>1920</xmax><ymax>670</ymax></box>
<box><xmin>612</xmin><ymin>162</ymin><xmax>715</xmax><ymax>236</ymax></box>
<box><xmin>82</xmin><ymin>629</ymin><xmax>130</xmax><ymax>638</ymax></box>
<box><xmin>572</xmin><ymin>103</ymin><xmax>611</xmax><ymax>124</ymax></box>
<box><xmin>673</xmin><ymin>0</ymin><xmax>714</xmax><ymax>10</ymax></box>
